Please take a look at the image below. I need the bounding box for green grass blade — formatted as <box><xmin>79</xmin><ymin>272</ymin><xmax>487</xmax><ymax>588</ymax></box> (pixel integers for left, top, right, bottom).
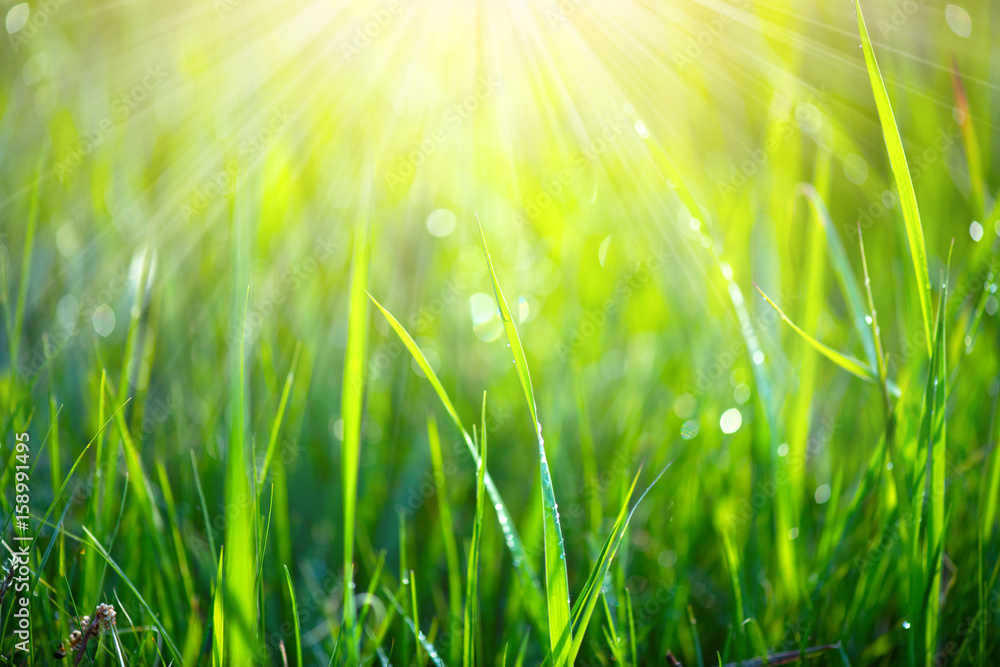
<box><xmin>342</xmin><ymin>181</ymin><xmax>372</xmax><ymax>660</ymax></box>
<box><xmin>463</xmin><ymin>394</ymin><xmax>488</xmax><ymax>667</ymax></box>
<box><xmin>923</xmin><ymin>248</ymin><xmax>950</xmax><ymax>664</ymax></box>
<box><xmin>368</xmin><ymin>293</ymin><xmax>546</xmax><ymax>624</ymax></box>
<box><xmin>798</xmin><ymin>183</ymin><xmax>878</xmax><ymax>371</ymax></box>
<box><xmin>213</xmin><ymin>547</ymin><xmax>225</xmax><ymax>667</ymax></box>
<box><xmin>478</xmin><ymin>219</ymin><xmax>573</xmax><ymax>664</ymax></box>
<box><xmin>564</xmin><ymin>464</ymin><xmax>670</xmax><ymax>665</ymax></box>
<box><xmin>225</xmin><ymin>285</ymin><xmax>256</xmax><ymax>666</ymax></box>
<box><xmin>428</xmin><ymin>413</ymin><xmax>463</xmax><ymax>665</ymax></box>
<box><xmin>81</xmin><ymin>526</ymin><xmax>183</xmax><ymax>663</ymax></box>
<box><xmin>754</xmin><ymin>283</ymin><xmax>877</xmax><ymax>384</ymax></box>
<box><xmin>284</xmin><ymin>565</ymin><xmax>303</xmax><ymax>667</ymax></box>
<box><xmin>855</xmin><ymin>0</ymin><xmax>932</xmax><ymax>355</ymax></box>
<box><xmin>259</xmin><ymin>341</ymin><xmax>301</xmax><ymax>494</ymax></box>
<box><xmin>383</xmin><ymin>586</ymin><xmax>447</xmax><ymax>667</ymax></box>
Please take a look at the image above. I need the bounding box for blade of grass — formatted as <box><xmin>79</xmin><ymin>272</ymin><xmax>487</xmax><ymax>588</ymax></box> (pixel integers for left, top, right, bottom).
<box><xmin>342</xmin><ymin>161</ymin><xmax>372</xmax><ymax>661</ymax></box>
<box><xmin>284</xmin><ymin>565</ymin><xmax>303</xmax><ymax>667</ymax></box>
<box><xmin>753</xmin><ymin>283</ymin><xmax>878</xmax><ymax>384</ymax></box>
<box><xmin>225</xmin><ymin>284</ymin><xmax>256</xmax><ymax>666</ymax></box>
<box><xmin>81</xmin><ymin>526</ymin><xmax>183</xmax><ymax>663</ymax></box>
<box><xmin>798</xmin><ymin>183</ymin><xmax>878</xmax><ymax>371</ymax></box>
<box><xmin>213</xmin><ymin>547</ymin><xmax>225</xmax><ymax>667</ymax></box>
<box><xmin>427</xmin><ymin>413</ymin><xmax>462</xmax><ymax>665</ymax></box>
<box><xmin>564</xmin><ymin>464</ymin><xmax>670</xmax><ymax>665</ymax></box>
<box><xmin>259</xmin><ymin>341</ymin><xmax>301</xmax><ymax>494</ymax></box>
<box><xmin>463</xmin><ymin>395</ymin><xmax>488</xmax><ymax>667</ymax></box>
<box><xmin>477</xmin><ymin>218</ymin><xmax>572</xmax><ymax>665</ymax></box>
<box><xmin>367</xmin><ymin>293</ymin><xmax>545</xmax><ymax>627</ymax></box>
<box><xmin>922</xmin><ymin>246</ymin><xmax>951</xmax><ymax>665</ymax></box>
<box><xmin>855</xmin><ymin>0</ymin><xmax>933</xmax><ymax>355</ymax></box>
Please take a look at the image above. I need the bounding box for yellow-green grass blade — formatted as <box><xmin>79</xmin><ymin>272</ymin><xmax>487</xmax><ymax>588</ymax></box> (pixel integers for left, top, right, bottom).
<box><xmin>855</xmin><ymin>0</ymin><xmax>933</xmax><ymax>356</ymax></box>
<box><xmin>368</xmin><ymin>293</ymin><xmax>546</xmax><ymax>625</ymax></box>
<box><xmin>478</xmin><ymin>220</ymin><xmax>572</xmax><ymax>664</ymax></box>
<box><xmin>561</xmin><ymin>464</ymin><xmax>669</xmax><ymax>665</ymax></box>
<box><xmin>922</xmin><ymin>252</ymin><xmax>950</xmax><ymax>665</ymax></box>
<box><xmin>213</xmin><ymin>547</ymin><xmax>225</xmax><ymax>667</ymax></box>
<box><xmin>259</xmin><ymin>341</ymin><xmax>301</xmax><ymax>496</ymax></box>
<box><xmin>463</xmin><ymin>395</ymin><xmax>488</xmax><ymax>667</ymax></box>
<box><xmin>225</xmin><ymin>286</ymin><xmax>256</xmax><ymax>666</ymax></box>
<box><xmin>798</xmin><ymin>184</ymin><xmax>879</xmax><ymax>371</ymax></box>
<box><xmin>428</xmin><ymin>413</ymin><xmax>462</xmax><ymax>665</ymax></box>
<box><xmin>857</xmin><ymin>227</ymin><xmax>891</xmax><ymax>407</ymax></box>
<box><xmin>283</xmin><ymin>565</ymin><xmax>303</xmax><ymax>667</ymax></box>
<box><xmin>754</xmin><ymin>283</ymin><xmax>877</xmax><ymax>384</ymax></box>
<box><xmin>342</xmin><ymin>178</ymin><xmax>371</xmax><ymax>659</ymax></box>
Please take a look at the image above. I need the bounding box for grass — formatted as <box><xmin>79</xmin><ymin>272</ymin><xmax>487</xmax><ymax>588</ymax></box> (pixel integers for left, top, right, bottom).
<box><xmin>2</xmin><ymin>0</ymin><xmax>1000</xmax><ymax>664</ymax></box>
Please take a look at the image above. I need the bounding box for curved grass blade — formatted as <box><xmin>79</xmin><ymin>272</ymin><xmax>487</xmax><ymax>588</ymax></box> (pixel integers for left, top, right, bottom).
<box><xmin>754</xmin><ymin>283</ymin><xmax>877</xmax><ymax>384</ymax></box>
<box><xmin>798</xmin><ymin>183</ymin><xmax>878</xmax><ymax>371</ymax></box>
<box><xmin>284</xmin><ymin>565</ymin><xmax>303</xmax><ymax>667</ymax></box>
<box><xmin>383</xmin><ymin>586</ymin><xmax>447</xmax><ymax>667</ymax></box>
<box><xmin>562</xmin><ymin>463</ymin><xmax>670</xmax><ymax>665</ymax></box>
<box><xmin>855</xmin><ymin>0</ymin><xmax>932</xmax><ymax>356</ymax></box>
<box><xmin>478</xmin><ymin>219</ymin><xmax>572</xmax><ymax>664</ymax></box>
<box><xmin>367</xmin><ymin>293</ymin><xmax>546</xmax><ymax>627</ymax></box>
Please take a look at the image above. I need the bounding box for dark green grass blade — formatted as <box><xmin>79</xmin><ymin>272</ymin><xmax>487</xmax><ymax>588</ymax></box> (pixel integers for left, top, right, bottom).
<box><xmin>855</xmin><ymin>0</ymin><xmax>933</xmax><ymax>355</ymax></box>
<box><xmin>284</xmin><ymin>565</ymin><xmax>303</xmax><ymax>667</ymax></box>
<box><xmin>81</xmin><ymin>526</ymin><xmax>183</xmax><ymax>663</ymax></box>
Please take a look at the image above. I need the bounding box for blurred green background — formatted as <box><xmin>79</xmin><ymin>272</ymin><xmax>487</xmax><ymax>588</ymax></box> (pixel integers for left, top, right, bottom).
<box><xmin>1</xmin><ymin>0</ymin><xmax>999</xmax><ymax>664</ymax></box>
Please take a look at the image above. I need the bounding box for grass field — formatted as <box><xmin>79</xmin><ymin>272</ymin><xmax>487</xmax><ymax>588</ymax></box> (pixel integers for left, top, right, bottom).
<box><xmin>1</xmin><ymin>0</ymin><xmax>999</xmax><ymax>664</ymax></box>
